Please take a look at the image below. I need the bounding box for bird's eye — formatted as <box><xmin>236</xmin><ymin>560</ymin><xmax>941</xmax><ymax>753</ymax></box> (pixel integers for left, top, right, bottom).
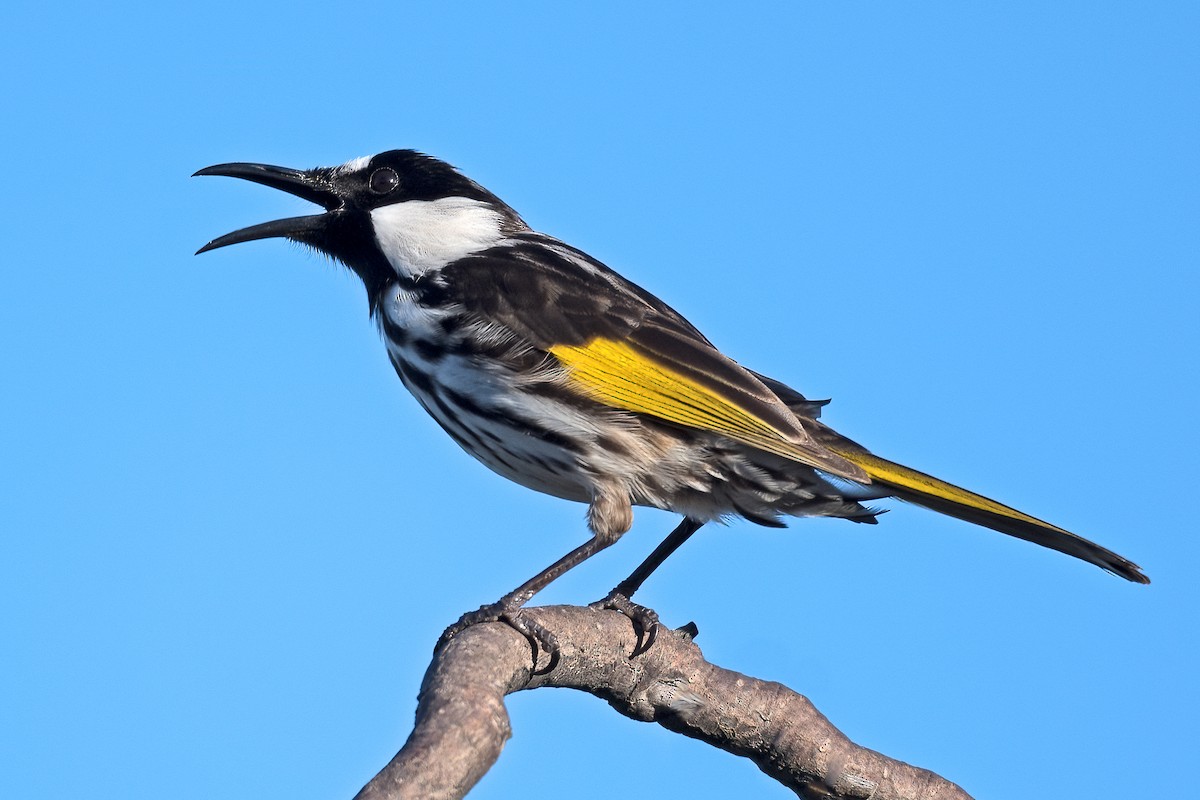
<box><xmin>368</xmin><ymin>167</ymin><xmax>400</xmax><ymax>195</ymax></box>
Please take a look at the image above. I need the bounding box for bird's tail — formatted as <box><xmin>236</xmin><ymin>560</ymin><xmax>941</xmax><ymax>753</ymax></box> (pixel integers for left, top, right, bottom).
<box><xmin>828</xmin><ymin>447</ymin><xmax>1150</xmax><ymax>584</ymax></box>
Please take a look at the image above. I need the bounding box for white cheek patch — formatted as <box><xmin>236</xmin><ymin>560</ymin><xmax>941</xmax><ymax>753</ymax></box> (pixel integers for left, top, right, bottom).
<box><xmin>370</xmin><ymin>198</ymin><xmax>505</xmax><ymax>278</ymax></box>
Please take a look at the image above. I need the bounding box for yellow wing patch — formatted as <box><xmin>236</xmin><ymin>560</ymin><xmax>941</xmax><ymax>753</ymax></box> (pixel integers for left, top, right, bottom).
<box><xmin>550</xmin><ymin>338</ymin><xmax>840</xmax><ymax>470</ymax></box>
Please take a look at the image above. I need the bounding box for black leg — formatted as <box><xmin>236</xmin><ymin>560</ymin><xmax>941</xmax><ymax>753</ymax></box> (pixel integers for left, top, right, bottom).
<box><xmin>593</xmin><ymin>517</ymin><xmax>704</xmax><ymax>656</ymax></box>
<box><xmin>612</xmin><ymin>517</ymin><xmax>704</xmax><ymax>600</ymax></box>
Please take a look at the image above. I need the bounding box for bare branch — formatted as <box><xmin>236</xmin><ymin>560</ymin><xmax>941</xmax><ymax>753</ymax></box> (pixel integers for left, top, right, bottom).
<box><xmin>352</xmin><ymin>605</ymin><xmax>972</xmax><ymax>800</ymax></box>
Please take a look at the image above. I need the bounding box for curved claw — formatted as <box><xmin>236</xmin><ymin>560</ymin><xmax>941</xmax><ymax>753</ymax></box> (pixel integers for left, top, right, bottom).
<box><xmin>500</xmin><ymin>612</ymin><xmax>560</xmax><ymax>675</ymax></box>
<box><xmin>437</xmin><ymin>603</ymin><xmax>560</xmax><ymax>675</ymax></box>
<box><xmin>590</xmin><ymin>591</ymin><xmax>661</xmax><ymax>657</ymax></box>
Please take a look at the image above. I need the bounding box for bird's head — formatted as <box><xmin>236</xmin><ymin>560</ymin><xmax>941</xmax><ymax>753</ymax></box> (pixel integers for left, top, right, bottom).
<box><xmin>195</xmin><ymin>150</ymin><xmax>523</xmax><ymax>299</ymax></box>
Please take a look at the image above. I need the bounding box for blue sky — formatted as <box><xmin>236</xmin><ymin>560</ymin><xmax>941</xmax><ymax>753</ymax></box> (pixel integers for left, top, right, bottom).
<box><xmin>3</xmin><ymin>3</ymin><xmax>1196</xmax><ymax>798</ymax></box>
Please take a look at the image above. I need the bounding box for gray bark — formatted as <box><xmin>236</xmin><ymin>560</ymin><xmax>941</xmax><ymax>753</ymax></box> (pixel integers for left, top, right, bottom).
<box><xmin>352</xmin><ymin>605</ymin><xmax>972</xmax><ymax>800</ymax></box>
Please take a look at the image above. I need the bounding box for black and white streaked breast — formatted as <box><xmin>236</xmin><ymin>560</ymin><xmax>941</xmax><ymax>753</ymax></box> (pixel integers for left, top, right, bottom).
<box><xmin>376</xmin><ymin>278</ymin><xmax>599</xmax><ymax>503</ymax></box>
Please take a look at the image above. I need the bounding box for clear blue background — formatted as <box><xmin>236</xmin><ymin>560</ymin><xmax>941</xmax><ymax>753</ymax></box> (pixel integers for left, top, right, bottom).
<box><xmin>3</xmin><ymin>3</ymin><xmax>1196</xmax><ymax>797</ymax></box>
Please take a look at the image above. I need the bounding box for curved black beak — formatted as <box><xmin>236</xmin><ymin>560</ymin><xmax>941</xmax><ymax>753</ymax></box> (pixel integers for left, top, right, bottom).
<box><xmin>193</xmin><ymin>162</ymin><xmax>342</xmax><ymax>255</ymax></box>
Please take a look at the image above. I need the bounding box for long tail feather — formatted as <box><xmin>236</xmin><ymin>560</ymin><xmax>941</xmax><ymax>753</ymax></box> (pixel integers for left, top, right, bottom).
<box><xmin>830</xmin><ymin>448</ymin><xmax>1150</xmax><ymax>584</ymax></box>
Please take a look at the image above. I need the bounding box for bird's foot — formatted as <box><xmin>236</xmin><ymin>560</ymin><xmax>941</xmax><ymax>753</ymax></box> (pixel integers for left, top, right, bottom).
<box><xmin>589</xmin><ymin>590</ymin><xmax>664</xmax><ymax>657</ymax></box>
<box><xmin>437</xmin><ymin>601</ymin><xmax>560</xmax><ymax>674</ymax></box>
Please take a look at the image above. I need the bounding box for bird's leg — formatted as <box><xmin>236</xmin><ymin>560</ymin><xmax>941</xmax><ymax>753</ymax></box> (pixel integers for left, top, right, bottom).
<box><xmin>438</xmin><ymin>491</ymin><xmax>632</xmax><ymax>672</ymax></box>
<box><xmin>591</xmin><ymin>517</ymin><xmax>705</xmax><ymax>655</ymax></box>
<box><xmin>610</xmin><ymin>517</ymin><xmax>705</xmax><ymax>601</ymax></box>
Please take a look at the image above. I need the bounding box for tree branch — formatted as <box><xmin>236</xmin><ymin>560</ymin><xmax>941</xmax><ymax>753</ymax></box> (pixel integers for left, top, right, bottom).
<box><xmin>352</xmin><ymin>605</ymin><xmax>972</xmax><ymax>800</ymax></box>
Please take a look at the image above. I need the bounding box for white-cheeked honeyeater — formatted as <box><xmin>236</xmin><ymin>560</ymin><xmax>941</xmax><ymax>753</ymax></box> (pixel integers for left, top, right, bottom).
<box><xmin>196</xmin><ymin>150</ymin><xmax>1148</xmax><ymax>641</ymax></box>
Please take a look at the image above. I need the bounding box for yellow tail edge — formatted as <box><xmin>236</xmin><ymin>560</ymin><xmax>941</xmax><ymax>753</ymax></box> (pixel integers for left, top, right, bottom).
<box><xmin>829</xmin><ymin>446</ymin><xmax>1150</xmax><ymax>584</ymax></box>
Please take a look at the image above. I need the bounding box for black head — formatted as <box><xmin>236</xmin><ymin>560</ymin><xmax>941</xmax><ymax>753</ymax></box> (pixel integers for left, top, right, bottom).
<box><xmin>194</xmin><ymin>150</ymin><xmax>521</xmax><ymax>299</ymax></box>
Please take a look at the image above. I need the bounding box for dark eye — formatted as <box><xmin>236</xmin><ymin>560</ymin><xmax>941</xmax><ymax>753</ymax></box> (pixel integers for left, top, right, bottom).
<box><xmin>368</xmin><ymin>167</ymin><xmax>400</xmax><ymax>195</ymax></box>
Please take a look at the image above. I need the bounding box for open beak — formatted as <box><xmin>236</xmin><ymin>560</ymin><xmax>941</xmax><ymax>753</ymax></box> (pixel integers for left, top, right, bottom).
<box><xmin>193</xmin><ymin>162</ymin><xmax>342</xmax><ymax>254</ymax></box>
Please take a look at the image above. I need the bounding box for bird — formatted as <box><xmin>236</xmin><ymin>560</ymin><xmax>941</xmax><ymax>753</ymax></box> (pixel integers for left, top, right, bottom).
<box><xmin>195</xmin><ymin>149</ymin><xmax>1148</xmax><ymax>649</ymax></box>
